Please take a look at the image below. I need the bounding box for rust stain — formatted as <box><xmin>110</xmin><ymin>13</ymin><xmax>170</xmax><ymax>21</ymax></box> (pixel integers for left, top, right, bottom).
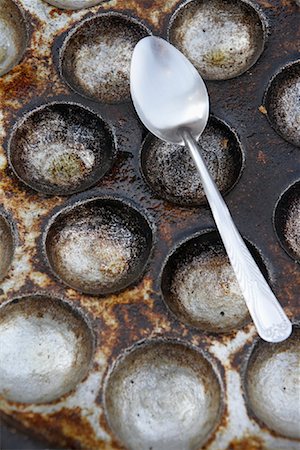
<box><xmin>106</xmin><ymin>0</ymin><xmax>178</xmax><ymax>28</ymax></box>
<box><xmin>1</xmin><ymin>0</ymin><xmax>300</xmax><ymax>449</ymax></box>
<box><xmin>258</xmin><ymin>105</ymin><xmax>267</xmax><ymax>115</ymax></box>
<box><xmin>227</xmin><ymin>436</ymin><xmax>265</xmax><ymax>450</ymax></box>
<box><xmin>8</xmin><ymin>408</ymin><xmax>111</xmax><ymax>450</ymax></box>
<box><xmin>257</xmin><ymin>150</ymin><xmax>267</xmax><ymax>164</ymax></box>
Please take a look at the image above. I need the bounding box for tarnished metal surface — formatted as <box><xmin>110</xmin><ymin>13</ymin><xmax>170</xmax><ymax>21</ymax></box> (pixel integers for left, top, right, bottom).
<box><xmin>168</xmin><ymin>0</ymin><xmax>266</xmax><ymax>80</ymax></box>
<box><xmin>0</xmin><ymin>0</ymin><xmax>299</xmax><ymax>449</ymax></box>
<box><xmin>0</xmin><ymin>294</ymin><xmax>94</xmax><ymax>404</ymax></box>
<box><xmin>44</xmin><ymin>195</ymin><xmax>154</xmax><ymax>295</ymax></box>
<box><xmin>141</xmin><ymin>116</ymin><xmax>244</xmax><ymax>206</ymax></box>
<box><xmin>104</xmin><ymin>340</ymin><xmax>223</xmax><ymax>450</ymax></box>
<box><xmin>161</xmin><ymin>230</ymin><xmax>268</xmax><ymax>333</ymax></box>
<box><xmin>264</xmin><ymin>60</ymin><xmax>300</xmax><ymax>147</ymax></box>
<box><xmin>245</xmin><ymin>327</ymin><xmax>300</xmax><ymax>440</ymax></box>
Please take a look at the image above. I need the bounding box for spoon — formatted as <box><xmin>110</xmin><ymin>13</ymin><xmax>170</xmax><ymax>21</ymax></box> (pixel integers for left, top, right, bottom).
<box><xmin>130</xmin><ymin>36</ymin><xmax>292</xmax><ymax>343</ymax></box>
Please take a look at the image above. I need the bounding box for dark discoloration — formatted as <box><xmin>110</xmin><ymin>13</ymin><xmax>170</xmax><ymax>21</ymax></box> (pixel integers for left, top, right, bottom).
<box><xmin>60</xmin><ymin>12</ymin><xmax>151</xmax><ymax>103</ymax></box>
<box><xmin>168</xmin><ymin>0</ymin><xmax>267</xmax><ymax>80</ymax></box>
<box><xmin>141</xmin><ymin>116</ymin><xmax>244</xmax><ymax>206</ymax></box>
<box><xmin>0</xmin><ymin>0</ymin><xmax>300</xmax><ymax>448</ymax></box>
<box><xmin>274</xmin><ymin>180</ymin><xmax>300</xmax><ymax>263</ymax></box>
<box><xmin>8</xmin><ymin>102</ymin><xmax>117</xmax><ymax>195</ymax></box>
<box><xmin>43</xmin><ymin>195</ymin><xmax>154</xmax><ymax>295</ymax></box>
<box><xmin>264</xmin><ymin>60</ymin><xmax>300</xmax><ymax>147</ymax></box>
<box><xmin>161</xmin><ymin>230</ymin><xmax>269</xmax><ymax>333</ymax></box>
<box><xmin>5</xmin><ymin>407</ymin><xmax>110</xmax><ymax>449</ymax></box>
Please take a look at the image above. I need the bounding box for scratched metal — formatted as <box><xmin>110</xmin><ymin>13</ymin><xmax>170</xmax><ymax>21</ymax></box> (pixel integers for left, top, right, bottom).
<box><xmin>0</xmin><ymin>0</ymin><xmax>299</xmax><ymax>449</ymax></box>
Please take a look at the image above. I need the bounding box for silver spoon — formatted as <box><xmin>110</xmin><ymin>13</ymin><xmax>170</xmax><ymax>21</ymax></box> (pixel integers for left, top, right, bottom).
<box><xmin>130</xmin><ymin>36</ymin><xmax>292</xmax><ymax>343</ymax></box>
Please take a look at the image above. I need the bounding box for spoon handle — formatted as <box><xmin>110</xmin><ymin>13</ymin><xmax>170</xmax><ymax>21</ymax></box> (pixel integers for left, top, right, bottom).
<box><xmin>182</xmin><ymin>130</ymin><xmax>292</xmax><ymax>343</ymax></box>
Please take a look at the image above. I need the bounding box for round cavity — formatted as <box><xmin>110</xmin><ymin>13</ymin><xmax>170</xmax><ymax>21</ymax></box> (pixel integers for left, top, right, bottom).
<box><xmin>8</xmin><ymin>103</ymin><xmax>116</xmax><ymax>196</ymax></box>
<box><xmin>44</xmin><ymin>0</ymin><xmax>102</xmax><ymax>10</ymax></box>
<box><xmin>168</xmin><ymin>0</ymin><xmax>266</xmax><ymax>80</ymax></box>
<box><xmin>141</xmin><ymin>116</ymin><xmax>243</xmax><ymax>206</ymax></box>
<box><xmin>161</xmin><ymin>230</ymin><xmax>269</xmax><ymax>333</ymax></box>
<box><xmin>105</xmin><ymin>340</ymin><xmax>222</xmax><ymax>450</ymax></box>
<box><xmin>0</xmin><ymin>213</ymin><xmax>14</xmax><ymax>282</ymax></box>
<box><xmin>45</xmin><ymin>197</ymin><xmax>153</xmax><ymax>295</ymax></box>
<box><xmin>0</xmin><ymin>0</ymin><xmax>28</xmax><ymax>77</ymax></box>
<box><xmin>0</xmin><ymin>295</ymin><xmax>94</xmax><ymax>404</ymax></box>
<box><xmin>245</xmin><ymin>327</ymin><xmax>300</xmax><ymax>439</ymax></box>
<box><xmin>264</xmin><ymin>61</ymin><xmax>300</xmax><ymax>147</ymax></box>
<box><xmin>60</xmin><ymin>13</ymin><xmax>150</xmax><ymax>103</ymax></box>
<box><xmin>274</xmin><ymin>181</ymin><xmax>300</xmax><ymax>262</ymax></box>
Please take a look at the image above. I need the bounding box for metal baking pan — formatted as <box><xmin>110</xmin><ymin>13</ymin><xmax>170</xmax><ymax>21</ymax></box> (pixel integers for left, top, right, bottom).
<box><xmin>0</xmin><ymin>0</ymin><xmax>299</xmax><ymax>449</ymax></box>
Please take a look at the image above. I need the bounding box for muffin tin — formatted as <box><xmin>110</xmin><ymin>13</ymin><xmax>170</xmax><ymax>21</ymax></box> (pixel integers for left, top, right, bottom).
<box><xmin>0</xmin><ymin>0</ymin><xmax>299</xmax><ymax>449</ymax></box>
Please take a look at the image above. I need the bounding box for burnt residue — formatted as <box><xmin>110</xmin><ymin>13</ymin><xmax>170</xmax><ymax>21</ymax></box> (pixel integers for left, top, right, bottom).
<box><xmin>6</xmin><ymin>407</ymin><xmax>109</xmax><ymax>449</ymax></box>
<box><xmin>1</xmin><ymin>0</ymin><xmax>300</xmax><ymax>448</ymax></box>
<box><xmin>168</xmin><ymin>0</ymin><xmax>267</xmax><ymax>80</ymax></box>
<box><xmin>8</xmin><ymin>102</ymin><xmax>117</xmax><ymax>195</ymax></box>
<box><xmin>60</xmin><ymin>12</ymin><xmax>151</xmax><ymax>103</ymax></box>
<box><xmin>264</xmin><ymin>59</ymin><xmax>300</xmax><ymax>147</ymax></box>
<box><xmin>0</xmin><ymin>208</ymin><xmax>16</xmax><ymax>282</ymax></box>
<box><xmin>140</xmin><ymin>116</ymin><xmax>244</xmax><ymax>206</ymax></box>
<box><xmin>161</xmin><ymin>229</ymin><xmax>269</xmax><ymax>333</ymax></box>
<box><xmin>43</xmin><ymin>195</ymin><xmax>154</xmax><ymax>295</ymax></box>
<box><xmin>274</xmin><ymin>180</ymin><xmax>300</xmax><ymax>262</ymax></box>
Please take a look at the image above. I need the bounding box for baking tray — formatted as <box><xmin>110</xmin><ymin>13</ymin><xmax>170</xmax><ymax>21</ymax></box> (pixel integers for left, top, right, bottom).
<box><xmin>0</xmin><ymin>0</ymin><xmax>299</xmax><ymax>449</ymax></box>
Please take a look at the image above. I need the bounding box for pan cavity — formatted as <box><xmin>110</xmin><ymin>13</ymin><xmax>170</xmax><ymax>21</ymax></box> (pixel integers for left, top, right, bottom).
<box><xmin>0</xmin><ymin>0</ymin><xmax>28</xmax><ymax>77</ymax></box>
<box><xmin>0</xmin><ymin>213</ymin><xmax>14</xmax><ymax>282</ymax></box>
<box><xmin>60</xmin><ymin>13</ymin><xmax>150</xmax><ymax>103</ymax></box>
<box><xmin>44</xmin><ymin>0</ymin><xmax>103</xmax><ymax>10</ymax></box>
<box><xmin>141</xmin><ymin>116</ymin><xmax>243</xmax><ymax>206</ymax></box>
<box><xmin>8</xmin><ymin>103</ymin><xmax>116</xmax><ymax>196</ymax></box>
<box><xmin>168</xmin><ymin>0</ymin><xmax>266</xmax><ymax>80</ymax></box>
<box><xmin>274</xmin><ymin>180</ymin><xmax>300</xmax><ymax>262</ymax></box>
<box><xmin>264</xmin><ymin>61</ymin><xmax>300</xmax><ymax>147</ymax></box>
<box><xmin>245</xmin><ymin>327</ymin><xmax>300</xmax><ymax>439</ymax></box>
<box><xmin>105</xmin><ymin>340</ymin><xmax>222</xmax><ymax>450</ymax></box>
<box><xmin>161</xmin><ymin>230</ymin><xmax>269</xmax><ymax>333</ymax></box>
<box><xmin>45</xmin><ymin>197</ymin><xmax>153</xmax><ymax>295</ymax></box>
<box><xmin>0</xmin><ymin>295</ymin><xmax>94</xmax><ymax>404</ymax></box>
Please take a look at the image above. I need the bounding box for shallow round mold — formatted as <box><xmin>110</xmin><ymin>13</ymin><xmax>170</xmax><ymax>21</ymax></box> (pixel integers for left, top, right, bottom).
<box><xmin>8</xmin><ymin>103</ymin><xmax>116</xmax><ymax>196</ymax></box>
<box><xmin>0</xmin><ymin>294</ymin><xmax>94</xmax><ymax>404</ymax></box>
<box><xmin>44</xmin><ymin>197</ymin><xmax>154</xmax><ymax>295</ymax></box>
<box><xmin>141</xmin><ymin>116</ymin><xmax>243</xmax><ymax>206</ymax></box>
<box><xmin>245</xmin><ymin>327</ymin><xmax>300</xmax><ymax>439</ymax></box>
<box><xmin>161</xmin><ymin>230</ymin><xmax>269</xmax><ymax>333</ymax></box>
<box><xmin>264</xmin><ymin>61</ymin><xmax>300</xmax><ymax>147</ymax></box>
<box><xmin>44</xmin><ymin>0</ymin><xmax>103</xmax><ymax>9</ymax></box>
<box><xmin>105</xmin><ymin>340</ymin><xmax>222</xmax><ymax>450</ymax></box>
<box><xmin>60</xmin><ymin>13</ymin><xmax>151</xmax><ymax>103</ymax></box>
<box><xmin>274</xmin><ymin>181</ymin><xmax>300</xmax><ymax>262</ymax></box>
<box><xmin>0</xmin><ymin>0</ymin><xmax>28</xmax><ymax>77</ymax></box>
<box><xmin>0</xmin><ymin>212</ymin><xmax>15</xmax><ymax>282</ymax></box>
<box><xmin>168</xmin><ymin>0</ymin><xmax>266</xmax><ymax>80</ymax></box>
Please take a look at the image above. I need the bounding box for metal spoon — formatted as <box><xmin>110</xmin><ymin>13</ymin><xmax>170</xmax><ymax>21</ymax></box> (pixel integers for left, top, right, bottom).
<box><xmin>130</xmin><ymin>36</ymin><xmax>292</xmax><ymax>343</ymax></box>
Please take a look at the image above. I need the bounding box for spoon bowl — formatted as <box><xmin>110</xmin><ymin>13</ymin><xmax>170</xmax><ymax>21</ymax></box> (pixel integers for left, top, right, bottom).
<box><xmin>131</xmin><ymin>36</ymin><xmax>209</xmax><ymax>145</ymax></box>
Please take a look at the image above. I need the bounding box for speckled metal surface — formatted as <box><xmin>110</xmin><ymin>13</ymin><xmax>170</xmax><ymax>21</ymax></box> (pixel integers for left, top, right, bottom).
<box><xmin>0</xmin><ymin>0</ymin><xmax>299</xmax><ymax>449</ymax></box>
